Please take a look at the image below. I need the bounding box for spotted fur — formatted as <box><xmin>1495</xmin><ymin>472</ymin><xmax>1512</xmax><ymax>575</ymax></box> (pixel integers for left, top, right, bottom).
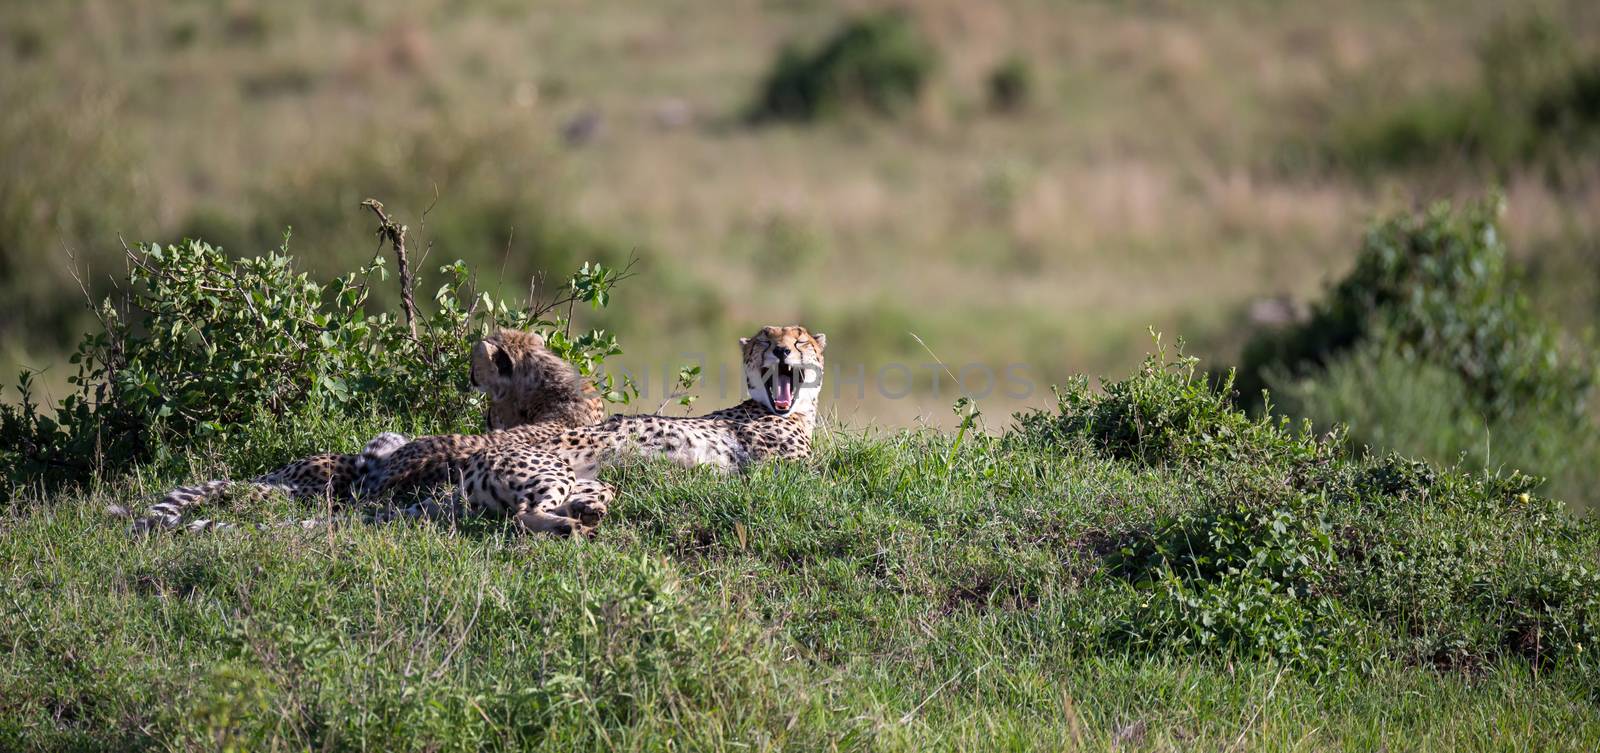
<box><xmin>128</xmin><ymin>325</ymin><xmax>826</xmax><ymax>539</ymax></box>
<box><xmin>441</xmin><ymin>325</ymin><xmax>827</xmax><ymax>538</ymax></box>
<box><xmin>127</xmin><ymin>329</ymin><xmax>605</xmax><ymax>534</ymax></box>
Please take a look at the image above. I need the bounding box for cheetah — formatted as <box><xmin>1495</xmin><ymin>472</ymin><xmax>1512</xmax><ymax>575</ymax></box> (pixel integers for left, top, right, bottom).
<box><xmin>436</xmin><ymin>324</ymin><xmax>828</xmax><ymax>536</ymax></box>
<box><xmin>125</xmin><ymin>328</ymin><xmax>607</xmax><ymax>534</ymax></box>
<box><xmin>129</xmin><ymin>325</ymin><xmax>827</xmax><ymax>538</ymax></box>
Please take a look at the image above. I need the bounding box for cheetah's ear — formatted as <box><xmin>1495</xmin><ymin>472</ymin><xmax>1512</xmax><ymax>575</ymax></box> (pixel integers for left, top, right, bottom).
<box><xmin>813</xmin><ymin>333</ymin><xmax>826</xmax><ymax>352</ymax></box>
<box><xmin>470</xmin><ymin>339</ymin><xmax>496</xmax><ymax>387</ymax></box>
<box><xmin>739</xmin><ymin>337</ymin><xmax>751</xmax><ymax>348</ymax></box>
<box><xmin>493</xmin><ymin>347</ymin><xmax>515</xmax><ymax>380</ymax></box>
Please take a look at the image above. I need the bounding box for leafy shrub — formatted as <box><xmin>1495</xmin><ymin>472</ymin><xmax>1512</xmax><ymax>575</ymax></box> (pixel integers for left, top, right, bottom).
<box><xmin>748</xmin><ymin>10</ymin><xmax>937</xmax><ymax>123</ymax></box>
<box><xmin>1014</xmin><ymin>352</ymin><xmax>1355</xmax><ymax>667</ymax></box>
<box><xmin>1239</xmin><ymin>199</ymin><xmax>1598</xmax><ymax>507</ymax></box>
<box><xmin>1</xmin><ymin>235</ymin><xmax>635</xmax><ymax>490</ymax></box>
<box><xmin>1239</xmin><ymin>199</ymin><xmax>1593</xmax><ymax>422</ymax></box>
<box><xmin>1103</xmin><ymin>500</ymin><xmax>1349</xmax><ymax>668</ymax></box>
<box><xmin>1335</xmin><ymin>466</ymin><xmax>1600</xmax><ymax>672</ymax></box>
<box><xmin>1012</xmin><ymin>350</ymin><xmax>1597</xmax><ymax>674</ymax></box>
<box><xmin>1109</xmin><ymin>502</ymin><xmax>1335</xmax><ymax>593</ymax></box>
<box><xmin>1493</xmin><ymin>558</ymin><xmax>1600</xmax><ymax>668</ymax></box>
<box><xmin>1015</xmin><ymin>339</ymin><xmax>1333</xmax><ymax>469</ymax></box>
<box><xmin>987</xmin><ymin>55</ymin><xmax>1034</xmax><ymax>113</ymax></box>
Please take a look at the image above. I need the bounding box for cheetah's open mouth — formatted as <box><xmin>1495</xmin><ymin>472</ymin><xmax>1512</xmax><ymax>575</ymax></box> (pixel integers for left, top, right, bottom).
<box><xmin>767</xmin><ymin>361</ymin><xmax>796</xmax><ymax>413</ymax></box>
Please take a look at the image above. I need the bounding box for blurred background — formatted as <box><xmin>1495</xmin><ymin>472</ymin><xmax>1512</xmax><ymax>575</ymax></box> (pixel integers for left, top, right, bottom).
<box><xmin>3</xmin><ymin>1</ymin><xmax>1598</xmax><ymax>501</ymax></box>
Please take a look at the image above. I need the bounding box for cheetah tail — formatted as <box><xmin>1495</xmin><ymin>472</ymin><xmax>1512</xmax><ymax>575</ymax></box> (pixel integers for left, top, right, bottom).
<box><xmin>127</xmin><ymin>479</ymin><xmax>233</xmax><ymax>535</ymax></box>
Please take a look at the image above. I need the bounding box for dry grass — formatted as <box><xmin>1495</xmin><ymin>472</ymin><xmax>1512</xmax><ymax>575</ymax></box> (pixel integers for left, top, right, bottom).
<box><xmin>3</xmin><ymin>0</ymin><xmax>1598</xmax><ymax>425</ymax></box>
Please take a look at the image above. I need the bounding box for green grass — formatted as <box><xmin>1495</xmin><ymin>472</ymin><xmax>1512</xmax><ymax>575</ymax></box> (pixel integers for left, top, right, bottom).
<box><xmin>6</xmin><ymin>356</ymin><xmax>1600</xmax><ymax>750</ymax></box>
<box><xmin>4</xmin><ymin>2</ymin><xmax>1600</xmax><ymax>743</ymax></box>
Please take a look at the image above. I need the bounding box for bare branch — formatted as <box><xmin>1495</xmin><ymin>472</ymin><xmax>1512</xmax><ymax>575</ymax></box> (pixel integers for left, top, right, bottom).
<box><xmin>361</xmin><ymin>198</ymin><xmax>419</xmax><ymax>338</ymax></box>
<box><xmin>416</xmin><ymin>182</ymin><xmax>440</xmax><ymax>270</ymax></box>
<box><xmin>57</xmin><ymin>236</ymin><xmax>108</xmax><ymax>331</ymax></box>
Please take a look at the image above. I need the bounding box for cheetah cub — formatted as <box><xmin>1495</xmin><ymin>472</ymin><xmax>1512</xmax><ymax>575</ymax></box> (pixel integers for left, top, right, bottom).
<box><xmin>125</xmin><ymin>328</ymin><xmax>606</xmax><ymax>534</ymax></box>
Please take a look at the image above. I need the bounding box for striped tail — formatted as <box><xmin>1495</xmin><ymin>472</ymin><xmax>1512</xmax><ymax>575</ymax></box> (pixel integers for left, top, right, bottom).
<box><xmin>125</xmin><ymin>479</ymin><xmax>288</xmax><ymax>534</ymax></box>
<box><xmin>121</xmin><ymin>432</ymin><xmax>411</xmax><ymax>535</ymax></box>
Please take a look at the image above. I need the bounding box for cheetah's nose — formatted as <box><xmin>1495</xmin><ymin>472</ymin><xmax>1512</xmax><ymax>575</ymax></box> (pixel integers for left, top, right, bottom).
<box><xmin>772</xmin><ymin>346</ymin><xmax>791</xmax><ymax>360</ymax></box>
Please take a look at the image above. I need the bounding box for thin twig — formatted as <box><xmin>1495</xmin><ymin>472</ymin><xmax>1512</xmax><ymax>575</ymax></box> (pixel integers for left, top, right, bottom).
<box><xmin>564</xmin><ymin>291</ymin><xmax>577</xmax><ymax>339</ymax></box>
<box><xmin>361</xmin><ymin>198</ymin><xmax>419</xmax><ymax>338</ymax></box>
<box><xmin>58</xmin><ymin>237</ymin><xmax>108</xmax><ymax>330</ymax></box>
<box><xmin>654</xmin><ymin>381</ymin><xmax>696</xmax><ymax>416</ymax></box>
<box><xmin>416</xmin><ymin>182</ymin><xmax>441</xmax><ymax>270</ymax></box>
<box><xmin>499</xmin><ymin>226</ymin><xmax>515</xmax><ymax>281</ymax></box>
<box><xmin>526</xmin><ymin>252</ymin><xmax>643</xmax><ymax>324</ymax></box>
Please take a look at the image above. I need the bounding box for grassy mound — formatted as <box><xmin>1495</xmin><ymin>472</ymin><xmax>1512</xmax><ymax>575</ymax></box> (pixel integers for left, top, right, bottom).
<box><xmin>5</xmin><ymin>348</ymin><xmax>1599</xmax><ymax>749</ymax></box>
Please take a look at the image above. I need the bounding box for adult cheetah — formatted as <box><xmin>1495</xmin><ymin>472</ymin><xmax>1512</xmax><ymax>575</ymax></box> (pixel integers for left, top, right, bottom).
<box><xmin>433</xmin><ymin>324</ymin><xmax>827</xmax><ymax>536</ymax></box>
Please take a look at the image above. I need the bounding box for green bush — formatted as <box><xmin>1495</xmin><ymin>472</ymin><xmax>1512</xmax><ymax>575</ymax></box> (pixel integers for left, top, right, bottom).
<box><xmin>1103</xmin><ymin>501</ymin><xmax>1350</xmax><ymax>668</ymax></box>
<box><xmin>1016</xmin><ymin>339</ymin><xmax>1333</xmax><ymax>469</ymax></box>
<box><xmin>986</xmin><ymin>55</ymin><xmax>1034</xmax><ymax>113</ymax></box>
<box><xmin>1238</xmin><ymin>199</ymin><xmax>1593</xmax><ymax>422</ymax></box>
<box><xmin>1012</xmin><ymin>348</ymin><xmax>1350</xmax><ymax>668</ymax></box>
<box><xmin>1331</xmin><ymin>454</ymin><xmax>1600</xmax><ymax>672</ymax></box>
<box><xmin>1236</xmin><ymin>199</ymin><xmax>1598</xmax><ymax>507</ymax></box>
<box><xmin>1</xmin><ymin>235</ymin><xmax>635</xmax><ymax>490</ymax></box>
<box><xmin>1012</xmin><ymin>353</ymin><xmax>1598</xmax><ymax>673</ymax></box>
<box><xmin>1336</xmin><ymin>15</ymin><xmax>1600</xmax><ymax>171</ymax></box>
<box><xmin>748</xmin><ymin>10</ymin><xmax>937</xmax><ymax>123</ymax></box>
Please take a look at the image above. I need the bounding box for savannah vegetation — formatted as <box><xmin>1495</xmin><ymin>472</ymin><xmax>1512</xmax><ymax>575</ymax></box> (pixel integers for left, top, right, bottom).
<box><xmin>4</xmin><ymin>0</ymin><xmax>1600</xmax><ymax>749</ymax></box>
<box><xmin>4</xmin><ymin>234</ymin><xmax>1599</xmax><ymax>748</ymax></box>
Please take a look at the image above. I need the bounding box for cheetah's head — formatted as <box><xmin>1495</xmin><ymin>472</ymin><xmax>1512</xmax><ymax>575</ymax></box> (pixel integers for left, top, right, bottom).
<box><xmin>471</xmin><ymin>329</ymin><xmax>606</xmax><ymax>430</ymax></box>
<box><xmin>741</xmin><ymin>325</ymin><xmax>826</xmax><ymax>416</ymax></box>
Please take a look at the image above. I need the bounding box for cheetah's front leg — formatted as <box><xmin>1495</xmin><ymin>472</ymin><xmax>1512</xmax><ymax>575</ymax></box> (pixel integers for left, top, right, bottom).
<box><xmin>547</xmin><ymin>479</ymin><xmax>615</xmax><ymax>538</ymax></box>
<box><xmin>462</xmin><ymin>445</ymin><xmax>593</xmax><ymax>537</ymax></box>
<box><xmin>508</xmin><ymin>472</ymin><xmax>604</xmax><ymax>539</ymax></box>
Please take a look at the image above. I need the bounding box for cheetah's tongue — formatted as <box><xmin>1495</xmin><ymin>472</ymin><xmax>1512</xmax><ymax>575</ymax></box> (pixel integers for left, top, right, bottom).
<box><xmin>772</xmin><ymin>373</ymin><xmax>793</xmax><ymax>411</ymax></box>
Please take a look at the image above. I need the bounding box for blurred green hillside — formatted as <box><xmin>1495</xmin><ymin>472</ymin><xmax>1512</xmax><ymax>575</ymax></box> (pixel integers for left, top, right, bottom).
<box><xmin>3</xmin><ymin>0</ymin><xmax>1598</xmax><ymax>429</ymax></box>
